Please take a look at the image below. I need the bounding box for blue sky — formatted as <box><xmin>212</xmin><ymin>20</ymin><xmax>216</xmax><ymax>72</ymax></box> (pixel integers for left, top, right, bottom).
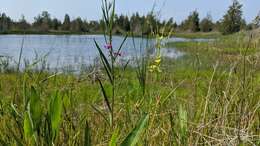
<box><xmin>0</xmin><ymin>0</ymin><xmax>259</xmax><ymax>23</ymax></box>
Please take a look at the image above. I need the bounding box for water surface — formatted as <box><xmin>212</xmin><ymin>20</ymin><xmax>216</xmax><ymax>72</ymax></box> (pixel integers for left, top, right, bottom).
<box><xmin>0</xmin><ymin>35</ymin><xmax>185</xmax><ymax>71</ymax></box>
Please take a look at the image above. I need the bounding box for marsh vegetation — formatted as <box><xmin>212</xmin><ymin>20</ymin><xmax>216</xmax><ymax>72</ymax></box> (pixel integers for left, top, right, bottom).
<box><xmin>0</xmin><ymin>0</ymin><xmax>259</xmax><ymax>145</ymax></box>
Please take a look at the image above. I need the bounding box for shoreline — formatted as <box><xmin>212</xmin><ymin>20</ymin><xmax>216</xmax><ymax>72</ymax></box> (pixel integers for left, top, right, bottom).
<box><xmin>0</xmin><ymin>31</ymin><xmax>222</xmax><ymax>39</ymax></box>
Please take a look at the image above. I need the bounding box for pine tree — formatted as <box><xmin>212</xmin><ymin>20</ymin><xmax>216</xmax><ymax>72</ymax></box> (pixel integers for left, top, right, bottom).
<box><xmin>62</xmin><ymin>14</ymin><xmax>71</xmax><ymax>31</ymax></box>
<box><xmin>220</xmin><ymin>0</ymin><xmax>243</xmax><ymax>35</ymax></box>
<box><xmin>189</xmin><ymin>10</ymin><xmax>200</xmax><ymax>32</ymax></box>
<box><xmin>200</xmin><ymin>13</ymin><xmax>213</xmax><ymax>32</ymax></box>
<box><xmin>253</xmin><ymin>11</ymin><xmax>260</xmax><ymax>29</ymax></box>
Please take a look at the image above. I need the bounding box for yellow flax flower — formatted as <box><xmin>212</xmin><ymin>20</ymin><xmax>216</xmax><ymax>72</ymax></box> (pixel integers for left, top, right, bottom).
<box><xmin>154</xmin><ymin>57</ymin><xmax>161</xmax><ymax>64</ymax></box>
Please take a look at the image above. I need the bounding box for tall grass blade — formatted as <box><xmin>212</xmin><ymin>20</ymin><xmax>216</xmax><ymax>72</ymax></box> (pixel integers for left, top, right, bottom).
<box><xmin>178</xmin><ymin>105</ymin><xmax>188</xmax><ymax>145</ymax></box>
<box><xmin>24</xmin><ymin>111</ymin><xmax>33</xmax><ymax>142</ymax></box>
<box><xmin>94</xmin><ymin>39</ymin><xmax>113</xmax><ymax>83</ymax></box>
<box><xmin>109</xmin><ymin>128</ymin><xmax>119</xmax><ymax>146</ymax></box>
<box><xmin>115</xmin><ymin>35</ymin><xmax>128</xmax><ymax>60</ymax></box>
<box><xmin>84</xmin><ymin>120</ymin><xmax>91</xmax><ymax>146</ymax></box>
<box><xmin>17</xmin><ymin>37</ymin><xmax>24</xmax><ymax>72</ymax></box>
<box><xmin>29</xmin><ymin>86</ymin><xmax>42</xmax><ymax>128</ymax></box>
<box><xmin>49</xmin><ymin>91</ymin><xmax>63</xmax><ymax>141</ymax></box>
<box><xmin>120</xmin><ymin>114</ymin><xmax>149</xmax><ymax>146</ymax></box>
<box><xmin>97</xmin><ymin>78</ymin><xmax>112</xmax><ymax>114</ymax></box>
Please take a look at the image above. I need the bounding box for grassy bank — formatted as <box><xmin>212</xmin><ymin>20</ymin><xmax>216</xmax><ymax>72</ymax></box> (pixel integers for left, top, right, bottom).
<box><xmin>167</xmin><ymin>32</ymin><xmax>259</xmax><ymax>55</ymax></box>
<box><xmin>172</xmin><ymin>31</ymin><xmax>221</xmax><ymax>39</ymax></box>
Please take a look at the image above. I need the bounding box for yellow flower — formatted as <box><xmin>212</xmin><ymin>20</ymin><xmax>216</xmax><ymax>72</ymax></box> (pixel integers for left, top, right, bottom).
<box><xmin>159</xmin><ymin>36</ymin><xmax>164</xmax><ymax>40</ymax></box>
<box><xmin>149</xmin><ymin>65</ymin><xmax>157</xmax><ymax>69</ymax></box>
<box><xmin>154</xmin><ymin>57</ymin><xmax>161</xmax><ymax>64</ymax></box>
<box><xmin>149</xmin><ymin>65</ymin><xmax>156</xmax><ymax>72</ymax></box>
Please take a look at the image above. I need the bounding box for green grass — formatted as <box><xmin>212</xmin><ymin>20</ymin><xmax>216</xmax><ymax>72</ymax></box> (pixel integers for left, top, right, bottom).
<box><xmin>0</xmin><ymin>1</ymin><xmax>260</xmax><ymax>145</ymax></box>
<box><xmin>0</xmin><ymin>43</ymin><xmax>259</xmax><ymax>145</ymax></box>
<box><xmin>167</xmin><ymin>31</ymin><xmax>259</xmax><ymax>55</ymax></box>
<box><xmin>172</xmin><ymin>31</ymin><xmax>221</xmax><ymax>39</ymax></box>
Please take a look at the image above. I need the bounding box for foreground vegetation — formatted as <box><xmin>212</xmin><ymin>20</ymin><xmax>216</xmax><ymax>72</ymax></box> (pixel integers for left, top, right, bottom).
<box><xmin>0</xmin><ymin>28</ymin><xmax>259</xmax><ymax>146</ymax></box>
<box><xmin>0</xmin><ymin>30</ymin><xmax>260</xmax><ymax>145</ymax></box>
<box><xmin>0</xmin><ymin>0</ymin><xmax>260</xmax><ymax>145</ymax></box>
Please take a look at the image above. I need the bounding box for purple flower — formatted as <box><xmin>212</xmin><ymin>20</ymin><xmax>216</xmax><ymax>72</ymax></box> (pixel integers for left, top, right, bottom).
<box><xmin>104</xmin><ymin>43</ymin><xmax>112</xmax><ymax>50</ymax></box>
<box><xmin>113</xmin><ymin>52</ymin><xmax>122</xmax><ymax>57</ymax></box>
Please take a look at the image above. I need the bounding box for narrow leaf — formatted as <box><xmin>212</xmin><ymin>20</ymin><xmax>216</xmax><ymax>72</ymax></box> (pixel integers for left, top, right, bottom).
<box><xmin>49</xmin><ymin>91</ymin><xmax>63</xmax><ymax>140</ymax></box>
<box><xmin>94</xmin><ymin>39</ymin><xmax>113</xmax><ymax>83</ymax></box>
<box><xmin>109</xmin><ymin>128</ymin><xmax>119</xmax><ymax>146</ymax></box>
<box><xmin>29</xmin><ymin>86</ymin><xmax>42</xmax><ymax>127</ymax></box>
<box><xmin>115</xmin><ymin>35</ymin><xmax>128</xmax><ymax>60</ymax></box>
<box><xmin>94</xmin><ymin>39</ymin><xmax>111</xmax><ymax>72</ymax></box>
<box><xmin>84</xmin><ymin>120</ymin><xmax>91</xmax><ymax>146</ymax></box>
<box><xmin>97</xmin><ymin>78</ymin><xmax>112</xmax><ymax>114</ymax></box>
<box><xmin>121</xmin><ymin>114</ymin><xmax>149</xmax><ymax>146</ymax></box>
<box><xmin>24</xmin><ymin>111</ymin><xmax>33</xmax><ymax>141</ymax></box>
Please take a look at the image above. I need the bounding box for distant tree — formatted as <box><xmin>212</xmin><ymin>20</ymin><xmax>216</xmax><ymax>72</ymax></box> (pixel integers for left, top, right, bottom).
<box><xmin>252</xmin><ymin>11</ymin><xmax>260</xmax><ymax>29</ymax></box>
<box><xmin>179</xmin><ymin>20</ymin><xmax>189</xmax><ymax>31</ymax></box>
<box><xmin>0</xmin><ymin>13</ymin><xmax>12</xmax><ymax>32</ymax></box>
<box><xmin>214</xmin><ymin>21</ymin><xmax>221</xmax><ymax>31</ymax></box>
<box><xmin>123</xmin><ymin>16</ymin><xmax>130</xmax><ymax>31</ymax></box>
<box><xmin>179</xmin><ymin>10</ymin><xmax>200</xmax><ymax>32</ymax></box>
<box><xmin>173</xmin><ymin>22</ymin><xmax>178</xmax><ymax>30</ymax></box>
<box><xmin>33</xmin><ymin>11</ymin><xmax>52</xmax><ymax>31</ymax></box>
<box><xmin>189</xmin><ymin>10</ymin><xmax>200</xmax><ymax>32</ymax></box>
<box><xmin>163</xmin><ymin>17</ymin><xmax>176</xmax><ymax>32</ymax></box>
<box><xmin>71</xmin><ymin>17</ymin><xmax>84</xmax><ymax>32</ymax></box>
<box><xmin>62</xmin><ymin>14</ymin><xmax>71</xmax><ymax>30</ymax></box>
<box><xmin>82</xmin><ymin>20</ymin><xmax>90</xmax><ymax>32</ymax></box>
<box><xmin>141</xmin><ymin>12</ymin><xmax>158</xmax><ymax>34</ymax></box>
<box><xmin>200</xmin><ymin>13</ymin><xmax>213</xmax><ymax>32</ymax></box>
<box><xmin>220</xmin><ymin>0</ymin><xmax>243</xmax><ymax>35</ymax></box>
<box><xmin>52</xmin><ymin>18</ymin><xmax>61</xmax><ymax>30</ymax></box>
<box><xmin>130</xmin><ymin>13</ymin><xmax>142</xmax><ymax>34</ymax></box>
<box><xmin>88</xmin><ymin>21</ymin><xmax>100</xmax><ymax>32</ymax></box>
<box><xmin>18</xmin><ymin>15</ymin><xmax>30</xmax><ymax>30</ymax></box>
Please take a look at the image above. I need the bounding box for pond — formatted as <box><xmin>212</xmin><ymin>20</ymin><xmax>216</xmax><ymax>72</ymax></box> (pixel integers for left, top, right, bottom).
<box><xmin>0</xmin><ymin>35</ymin><xmax>187</xmax><ymax>72</ymax></box>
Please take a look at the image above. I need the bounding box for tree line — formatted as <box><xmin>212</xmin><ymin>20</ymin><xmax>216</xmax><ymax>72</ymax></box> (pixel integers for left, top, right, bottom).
<box><xmin>177</xmin><ymin>0</ymin><xmax>259</xmax><ymax>34</ymax></box>
<box><xmin>0</xmin><ymin>0</ymin><xmax>259</xmax><ymax>35</ymax></box>
<box><xmin>0</xmin><ymin>11</ymin><xmax>173</xmax><ymax>35</ymax></box>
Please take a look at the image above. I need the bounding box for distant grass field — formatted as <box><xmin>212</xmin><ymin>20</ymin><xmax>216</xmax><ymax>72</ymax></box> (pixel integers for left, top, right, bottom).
<box><xmin>172</xmin><ymin>31</ymin><xmax>221</xmax><ymax>39</ymax></box>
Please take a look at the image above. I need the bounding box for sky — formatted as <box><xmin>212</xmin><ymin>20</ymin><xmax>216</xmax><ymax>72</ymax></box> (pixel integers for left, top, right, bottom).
<box><xmin>0</xmin><ymin>0</ymin><xmax>259</xmax><ymax>24</ymax></box>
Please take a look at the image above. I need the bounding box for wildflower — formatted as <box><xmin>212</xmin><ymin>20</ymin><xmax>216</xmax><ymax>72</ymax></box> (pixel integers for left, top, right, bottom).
<box><xmin>158</xmin><ymin>36</ymin><xmax>164</xmax><ymax>40</ymax></box>
<box><xmin>149</xmin><ymin>65</ymin><xmax>157</xmax><ymax>72</ymax></box>
<box><xmin>104</xmin><ymin>43</ymin><xmax>112</xmax><ymax>49</ymax></box>
<box><xmin>154</xmin><ymin>57</ymin><xmax>161</xmax><ymax>64</ymax></box>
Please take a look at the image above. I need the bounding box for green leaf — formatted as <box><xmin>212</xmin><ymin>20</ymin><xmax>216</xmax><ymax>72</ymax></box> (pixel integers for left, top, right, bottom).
<box><xmin>49</xmin><ymin>91</ymin><xmax>63</xmax><ymax>140</ymax></box>
<box><xmin>29</xmin><ymin>86</ymin><xmax>42</xmax><ymax>128</ymax></box>
<box><xmin>115</xmin><ymin>34</ymin><xmax>128</xmax><ymax>60</ymax></box>
<box><xmin>109</xmin><ymin>128</ymin><xmax>119</xmax><ymax>146</ymax></box>
<box><xmin>94</xmin><ymin>39</ymin><xmax>113</xmax><ymax>83</ymax></box>
<box><xmin>84</xmin><ymin>120</ymin><xmax>91</xmax><ymax>146</ymax></box>
<box><xmin>109</xmin><ymin>0</ymin><xmax>116</xmax><ymax>32</ymax></box>
<box><xmin>120</xmin><ymin>114</ymin><xmax>149</xmax><ymax>146</ymax></box>
<box><xmin>97</xmin><ymin>78</ymin><xmax>112</xmax><ymax>114</ymax></box>
<box><xmin>24</xmin><ymin>111</ymin><xmax>33</xmax><ymax>141</ymax></box>
<box><xmin>178</xmin><ymin>105</ymin><xmax>188</xmax><ymax>145</ymax></box>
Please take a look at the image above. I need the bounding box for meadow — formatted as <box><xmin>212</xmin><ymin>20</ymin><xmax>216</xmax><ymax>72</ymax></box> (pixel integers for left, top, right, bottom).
<box><xmin>0</xmin><ymin>1</ymin><xmax>260</xmax><ymax>146</ymax></box>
